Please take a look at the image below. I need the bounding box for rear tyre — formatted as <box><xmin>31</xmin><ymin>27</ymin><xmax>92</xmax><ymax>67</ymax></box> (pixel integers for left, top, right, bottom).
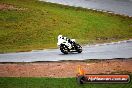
<box><xmin>60</xmin><ymin>44</ymin><xmax>69</xmax><ymax>54</ymax></box>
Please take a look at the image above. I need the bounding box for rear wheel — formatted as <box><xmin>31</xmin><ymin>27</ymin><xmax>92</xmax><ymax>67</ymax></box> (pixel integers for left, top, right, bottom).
<box><xmin>60</xmin><ymin>44</ymin><xmax>69</xmax><ymax>54</ymax></box>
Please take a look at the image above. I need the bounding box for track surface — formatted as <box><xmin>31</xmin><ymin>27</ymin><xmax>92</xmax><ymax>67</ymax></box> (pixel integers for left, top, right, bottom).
<box><xmin>0</xmin><ymin>40</ymin><xmax>132</xmax><ymax>62</ymax></box>
<box><xmin>42</xmin><ymin>0</ymin><xmax>132</xmax><ymax>16</ymax></box>
<box><xmin>0</xmin><ymin>0</ymin><xmax>132</xmax><ymax>62</ymax></box>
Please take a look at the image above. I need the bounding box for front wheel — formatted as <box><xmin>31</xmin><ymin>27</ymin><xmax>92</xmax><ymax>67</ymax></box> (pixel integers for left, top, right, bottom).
<box><xmin>60</xmin><ymin>44</ymin><xmax>69</xmax><ymax>54</ymax></box>
<box><xmin>75</xmin><ymin>44</ymin><xmax>82</xmax><ymax>53</ymax></box>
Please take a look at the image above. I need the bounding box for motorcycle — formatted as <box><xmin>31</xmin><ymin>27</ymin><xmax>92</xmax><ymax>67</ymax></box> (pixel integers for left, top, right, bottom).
<box><xmin>57</xmin><ymin>35</ymin><xmax>82</xmax><ymax>54</ymax></box>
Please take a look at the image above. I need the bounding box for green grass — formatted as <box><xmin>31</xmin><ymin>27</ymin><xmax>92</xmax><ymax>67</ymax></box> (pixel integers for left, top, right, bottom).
<box><xmin>0</xmin><ymin>77</ymin><xmax>132</xmax><ymax>88</ymax></box>
<box><xmin>0</xmin><ymin>0</ymin><xmax>132</xmax><ymax>53</ymax></box>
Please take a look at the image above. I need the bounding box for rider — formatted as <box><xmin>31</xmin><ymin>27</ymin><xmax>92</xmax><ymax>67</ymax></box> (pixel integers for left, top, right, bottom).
<box><xmin>58</xmin><ymin>35</ymin><xmax>74</xmax><ymax>45</ymax></box>
<box><xmin>58</xmin><ymin>35</ymin><xmax>74</xmax><ymax>49</ymax></box>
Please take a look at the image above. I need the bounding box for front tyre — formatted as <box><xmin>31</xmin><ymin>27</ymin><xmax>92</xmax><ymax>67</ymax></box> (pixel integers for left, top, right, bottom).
<box><xmin>60</xmin><ymin>44</ymin><xmax>69</xmax><ymax>54</ymax></box>
<box><xmin>75</xmin><ymin>44</ymin><xmax>82</xmax><ymax>53</ymax></box>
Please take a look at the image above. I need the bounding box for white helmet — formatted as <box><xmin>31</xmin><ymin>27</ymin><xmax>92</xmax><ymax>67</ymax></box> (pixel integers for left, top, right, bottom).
<box><xmin>58</xmin><ymin>35</ymin><xmax>63</xmax><ymax>39</ymax></box>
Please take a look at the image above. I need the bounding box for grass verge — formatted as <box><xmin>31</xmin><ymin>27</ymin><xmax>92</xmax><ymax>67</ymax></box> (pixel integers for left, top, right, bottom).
<box><xmin>0</xmin><ymin>77</ymin><xmax>132</xmax><ymax>88</ymax></box>
<box><xmin>0</xmin><ymin>0</ymin><xmax>132</xmax><ymax>53</ymax></box>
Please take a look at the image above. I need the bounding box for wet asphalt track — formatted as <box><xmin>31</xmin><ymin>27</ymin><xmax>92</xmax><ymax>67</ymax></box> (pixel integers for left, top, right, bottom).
<box><xmin>0</xmin><ymin>0</ymin><xmax>132</xmax><ymax>62</ymax></box>
<box><xmin>0</xmin><ymin>40</ymin><xmax>132</xmax><ymax>62</ymax></box>
<box><xmin>42</xmin><ymin>0</ymin><xmax>132</xmax><ymax>16</ymax></box>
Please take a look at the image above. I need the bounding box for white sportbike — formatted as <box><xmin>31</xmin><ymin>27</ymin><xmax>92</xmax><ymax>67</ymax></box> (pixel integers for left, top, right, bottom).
<box><xmin>57</xmin><ymin>35</ymin><xmax>82</xmax><ymax>54</ymax></box>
